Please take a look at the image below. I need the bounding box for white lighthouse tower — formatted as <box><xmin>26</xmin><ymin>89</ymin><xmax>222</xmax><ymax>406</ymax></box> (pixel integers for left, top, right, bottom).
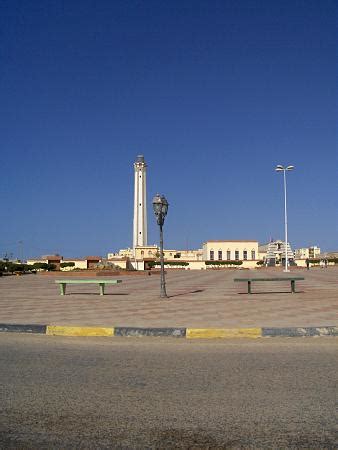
<box><xmin>133</xmin><ymin>155</ymin><xmax>148</xmax><ymax>252</ymax></box>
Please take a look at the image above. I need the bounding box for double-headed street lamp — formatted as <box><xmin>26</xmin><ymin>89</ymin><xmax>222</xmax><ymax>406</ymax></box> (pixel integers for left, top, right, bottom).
<box><xmin>152</xmin><ymin>194</ymin><xmax>169</xmax><ymax>298</ymax></box>
<box><xmin>275</xmin><ymin>164</ymin><xmax>294</xmax><ymax>272</ymax></box>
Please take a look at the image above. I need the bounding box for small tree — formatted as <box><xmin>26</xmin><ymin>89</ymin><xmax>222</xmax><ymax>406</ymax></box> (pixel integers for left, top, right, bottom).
<box><xmin>307</xmin><ymin>258</ymin><xmax>320</xmax><ymax>265</ymax></box>
<box><xmin>60</xmin><ymin>262</ymin><xmax>75</xmax><ymax>269</ymax></box>
<box><xmin>13</xmin><ymin>264</ymin><xmax>25</xmax><ymax>272</ymax></box>
<box><xmin>152</xmin><ymin>261</ymin><xmax>189</xmax><ymax>267</ymax></box>
<box><xmin>33</xmin><ymin>262</ymin><xmax>49</xmax><ymax>271</ymax></box>
<box><xmin>7</xmin><ymin>262</ymin><xmax>20</xmax><ymax>273</ymax></box>
<box><xmin>205</xmin><ymin>260</ymin><xmax>243</xmax><ymax>268</ymax></box>
<box><xmin>32</xmin><ymin>262</ymin><xmax>56</xmax><ymax>271</ymax></box>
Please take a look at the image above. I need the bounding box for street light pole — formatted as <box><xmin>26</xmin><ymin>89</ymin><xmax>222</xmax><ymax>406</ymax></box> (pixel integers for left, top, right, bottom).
<box><xmin>152</xmin><ymin>194</ymin><xmax>169</xmax><ymax>298</ymax></box>
<box><xmin>275</xmin><ymin>165</ymin><xmax>294</xmax><ymax>272</ymax></box>
<box><xmin>159</xmin><ymin>221</ymin><xmax>166</xmax><ymax>298</ymax></box>
<box><xmin>283</xmin><ymin>169</ymin><xmax>288</xmax><ymax>272</ymax></box>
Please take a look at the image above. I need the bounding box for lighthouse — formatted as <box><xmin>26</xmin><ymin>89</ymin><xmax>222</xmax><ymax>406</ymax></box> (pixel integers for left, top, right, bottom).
<box><xmin>133</xmin><ymin>155</ymin><xmax>148</xmax><ymax>252</ymax></box>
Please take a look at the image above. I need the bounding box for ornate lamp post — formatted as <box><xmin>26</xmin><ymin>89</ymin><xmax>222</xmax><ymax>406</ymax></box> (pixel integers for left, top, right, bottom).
<box><xmin>275</xmin><ymin>165</ymin><xmax>294</xmax><ymax>272</ymax></box>
<box><xmin>152</xmin><ymin>194</ymin><xmax>169</xmax><ymax>298</ymax></box>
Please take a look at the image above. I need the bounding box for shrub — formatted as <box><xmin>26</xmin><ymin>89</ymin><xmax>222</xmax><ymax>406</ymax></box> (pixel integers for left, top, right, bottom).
<box><xmin>306</xmin><ymin>258</ymin><xmax>320</xmax><ymax>264</ymax></box>
<box><xmin>152</xmin><ymin>261</ymin><xmax>189</xmax><ymax>267</ymax></box>
<box><xmin>0</xmin><ymin>262</ymin><xmax>35</xmax><ymax>273</ymax></box>
<box><xmin>33</xmin><ymin>262</ymin><xmax>49</xmax><ymax>270</ymax></box>
<box><xmin>328</xmin><ymin>258</ymin><xmax>338</xmax><ymax>264</ymax></box>
<box><xmin>60</xmin><ymin>262</ymin><xmax>75</xmax><ymax>268</ymax></box>
<box><xmin>32</xmin><ymin>262</ymin><xmax>56</xmax><ymax>271</ymax></box>
<box><xmin>168</xmin><ymin>261</ymin><xmax>189</xmax><ymax>266</ymax></box>
<box><xmin>205</xmin><ymin>260</ymin><xmax>243</xmax><ymax>267</ymax></box>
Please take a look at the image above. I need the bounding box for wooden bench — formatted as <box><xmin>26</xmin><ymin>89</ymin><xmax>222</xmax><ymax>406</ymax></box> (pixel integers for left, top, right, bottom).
<box><xmin>55</xmin><ymin>279</ymin><xmax>122</xmax><ymax>296</ymax></box>
<box><xmin>233</xmin><ymin>277</ymin><xmax>304</xmax><ymax>294</ymax></box>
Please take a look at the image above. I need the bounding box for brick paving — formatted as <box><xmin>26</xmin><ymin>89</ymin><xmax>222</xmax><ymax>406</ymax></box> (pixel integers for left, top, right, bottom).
<box><xmin>0</xmin><ymin>268</ymin><xmax>337</xmax><ymax>328</ymax></box>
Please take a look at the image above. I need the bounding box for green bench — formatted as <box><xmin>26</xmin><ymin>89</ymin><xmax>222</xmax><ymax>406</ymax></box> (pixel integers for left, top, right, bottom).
<box><xmin>234</xmin><ymin>277</ymin><xmax>305</xmax><ymax>294</ymax></box>
<box><xmin>55</xmin><ymin>279</ymin><xmax>122</xmax><ymax>296</ymax></box>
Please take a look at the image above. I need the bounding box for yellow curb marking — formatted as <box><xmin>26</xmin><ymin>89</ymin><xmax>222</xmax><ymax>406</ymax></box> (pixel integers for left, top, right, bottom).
<box><xmin>46</xmin><ymin>326</ymin><xmax>114</xmax><ymax>337</ymax></box>
<box><xmin>186</xmin><ymin>328</ymin><xmax>262</xmax><ymax>339</ymax></box>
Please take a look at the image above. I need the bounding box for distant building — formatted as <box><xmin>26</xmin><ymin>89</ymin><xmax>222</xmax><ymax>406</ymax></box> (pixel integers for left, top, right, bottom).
<box><xmin>26</xmin><ymin>255</ymin><xmax>104</xmax><ymax>270</ymax></box>
<box><xmin>28</xmin><ymin>255</ymin><xmax>63</xmax><ymax>270</ymax></box>
<box><xmin>326</xmin><ymin>251</ymin><xmax>338</xmax><ymax>258</ymax></box>
<box><xmin>106</xmin><ymin>241</ymin><xmax>259</xmax><ymax>270</ymax></box>
<box><xmin>265</xmin><ymin>240</ymin><xmax>295</xmax><ymax>266</ymax></box>
<box><xmin>294</xmin><ymin>246</ymin><xmax>321</xmax><ymax>259</ymax></box>
<box><xmin>203</xmin><ymin>240</ymin><xmax>259</xmax><ymax>262</ymax></box>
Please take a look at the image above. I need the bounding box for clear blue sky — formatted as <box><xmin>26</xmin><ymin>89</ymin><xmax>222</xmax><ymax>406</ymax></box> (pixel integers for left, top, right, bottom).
<box><xmin>0</xmin><ymin>0</ymin><xmax>336</xmax><ymax>259</ymax></box>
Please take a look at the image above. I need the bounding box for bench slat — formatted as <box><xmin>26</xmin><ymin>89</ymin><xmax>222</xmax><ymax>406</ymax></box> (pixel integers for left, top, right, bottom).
<box><xmin>55</xmin><ymin>279</ymin><xmax>122</xmax><ymax>295</ymax></box>
<box><xmin>234</xmin><ymin>277</ymin><xmax>304</xmax><ymax>282</ymax></box>
<box><xmin>55</xmin><ymin>279</ymin><xmax>122</xmax><ymax>284</ymax></box>
<box><xmin>233</xmin><ymin>277</ymin><xmax>304</xmax><ymax>294</ymax></box>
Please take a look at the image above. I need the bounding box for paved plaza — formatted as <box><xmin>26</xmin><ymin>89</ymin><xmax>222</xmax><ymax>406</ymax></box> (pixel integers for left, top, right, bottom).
<box><xmin>0</xmin><ymin>268</ymin><xmax>337</xmax><ymax>328</ymax></box>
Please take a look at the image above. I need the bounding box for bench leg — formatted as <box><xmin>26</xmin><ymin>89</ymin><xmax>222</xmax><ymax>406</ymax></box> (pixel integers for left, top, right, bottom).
<box><xmin>99</xmin><ymin>283</ymin><xmax>105</xmax><ymax>296</ymax></box>
<box><xmin>291</xmin><ymin>280</ymin><xmax>295</xmax><ymax>293</ymax></box>
<box><xmin>248</xmin><ymin>280</ymin><xmax>252</xmax><ymax>294</ymax></box>
<box><xmin>59</xmin><ymin>283</ymin><xmax>66</xmax><ymax>295</ymax></box>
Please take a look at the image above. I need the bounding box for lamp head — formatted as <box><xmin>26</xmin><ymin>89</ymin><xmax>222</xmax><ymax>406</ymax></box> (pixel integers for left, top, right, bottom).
<box><xmin>152</xmin><ymin>194</ymin><xmax>169</xmax><ymax>218</ymax></box>
<box><xmin>275</xmin><ymin>165</ymin><xmax>284</xmax><ymax>172</ymax></box>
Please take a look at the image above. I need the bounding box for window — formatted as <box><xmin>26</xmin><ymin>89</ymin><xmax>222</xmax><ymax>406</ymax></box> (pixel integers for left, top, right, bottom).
<box><xmin>210</xmin><ymin>250</ymin><xmax>214</xmax><ymax>261</ymax></box>
<box><xmin>141</xmin><ymin>251</ymin><xmax>144</xmax><ymax>255</ymax></box>
<box><xmin>251</xmin><ymin>250</ymin><xmax>256</xmax><ymax>260</ymax></box>
<box><xmin>227</xmin><ymin>250</ymin><xmax>231</xmax><ymax>260</ymax></box>
<box><xmin>218</xmin><ymin>250</ymin><xmax>222</xmax><ymax>260</ymax></box>
<box><xmin>243</xmin><ymin>250</ymin><xmax>247</xmax><ymax>260</ymax></box>
<box><xmin>235</xmin><ymin>250</ymin><xmax>239</xmax><ymax>260</ymax></box>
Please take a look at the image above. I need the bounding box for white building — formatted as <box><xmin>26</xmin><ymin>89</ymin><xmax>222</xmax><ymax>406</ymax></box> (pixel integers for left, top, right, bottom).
<box><xmin>265</xmin><ymin>240</ymin><xmax>295</xmax><ymax>266</ymax></box>
<box><xmin>294</xmin><ymin>246</ymin><xmax>321</xmax><ymax>259</ymax></box>
<box><xmin>203</xmin><ymin>240</ymin><xmax>259</xmax><ymax>262</ymax></box>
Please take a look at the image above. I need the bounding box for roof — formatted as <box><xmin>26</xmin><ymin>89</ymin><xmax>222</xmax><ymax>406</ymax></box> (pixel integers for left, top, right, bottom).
<box><xmin>204</xmin><ymin>240</ymin><xmax>258</xmax><ymax>243</ymax></box>
<box><xmin>62</xmin><ymin>258</ymin><xmax>84</xmax><ymax>261</ymax></box>
<box><xmin>85</xmin><ymin>256</ymin><xmax>102</xmax><ymax>260</ymax></box>
<box><xmin>107</xmin><ymin>258</ymin><xmax>127</xmax><ymax>261</ymax></box>
<box><xmin>44</xmin><ymin>256</ymin><xmax>62</xmax><ymax>261</ymax></box>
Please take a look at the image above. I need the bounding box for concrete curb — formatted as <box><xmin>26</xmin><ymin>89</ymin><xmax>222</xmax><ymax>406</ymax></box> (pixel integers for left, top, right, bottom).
<box><xmin>0</xmin><ymin>323</ymin><xmax>47</xmax><ymax>334</ymax></box>
<box><xmin>0</xmin><ymin>324</ymin><xmax>337</xmax><ymax>338</ymax></box>
<box><xmin>115</xmin><ymin>327</ymin><xmax>186</xmax><ymax>337</ymax></box>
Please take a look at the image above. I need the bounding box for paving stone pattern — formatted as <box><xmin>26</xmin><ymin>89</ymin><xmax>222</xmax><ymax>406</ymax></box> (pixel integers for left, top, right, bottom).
<box><xmin>0</xmin><ymin>268</ymin><xmax>337</xmax><ymax>328</ymax></box>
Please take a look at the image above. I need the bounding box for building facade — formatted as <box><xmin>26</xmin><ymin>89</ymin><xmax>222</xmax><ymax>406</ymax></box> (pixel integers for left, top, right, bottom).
<box><xmin>294</xmin><ymin>246</ymin><xmax>321</xmax><ymax>260</ymax></box>
<box><xmin>26</xmin><ymin>255</ymin><xmax>103</xmax><ymax>270</ymax></box>
<box><xmin>202</xmin><ymin>240</ymin><xmax>259</xmax><ymax>262</ymax></box>
<box><xmin>265</xmin><ymin>240</ymin><xmax>295</xmax><ymax>266</ymax></box>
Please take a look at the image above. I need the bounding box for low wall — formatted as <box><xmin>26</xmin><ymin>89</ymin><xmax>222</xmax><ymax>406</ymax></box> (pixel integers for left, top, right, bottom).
<box><xmin>41</xmin><ymin>270</ymin><xmax>160</xmax><ymax>277</ymax></box>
